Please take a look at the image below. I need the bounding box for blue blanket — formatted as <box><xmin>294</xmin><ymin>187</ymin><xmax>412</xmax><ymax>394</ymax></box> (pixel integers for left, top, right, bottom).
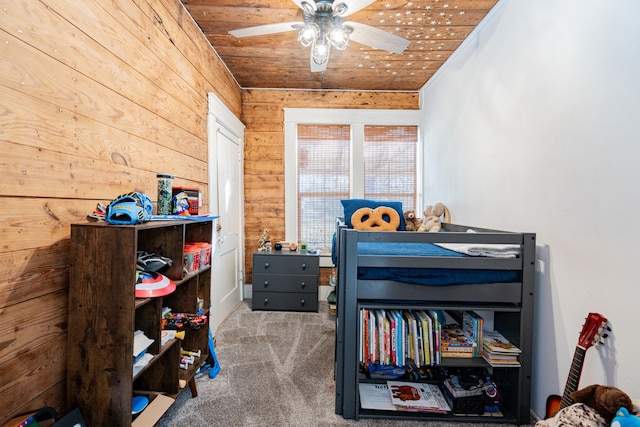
<box><xmin>351</xmin><ymin>241</ymin><xmax>519</xmax><ymax>286</ymax></box>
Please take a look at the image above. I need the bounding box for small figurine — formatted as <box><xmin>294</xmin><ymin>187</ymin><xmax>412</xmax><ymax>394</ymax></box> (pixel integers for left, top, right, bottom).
<box><xmin>172</xmin><ymin>192</ymin><xmax>191</xmax><ymax>216</ymax></box>
<box><xmin>258</xmin><ymin>229</ymin><xmax>269</xmax><ymax>250</ymax></box>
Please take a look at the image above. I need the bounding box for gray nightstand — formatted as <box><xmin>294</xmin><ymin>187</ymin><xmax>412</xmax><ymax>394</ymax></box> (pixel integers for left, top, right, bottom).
<box><xmin>252</xmin><ymin>250</ymin><xmax>319</xmax><ymax>312</ymax></box>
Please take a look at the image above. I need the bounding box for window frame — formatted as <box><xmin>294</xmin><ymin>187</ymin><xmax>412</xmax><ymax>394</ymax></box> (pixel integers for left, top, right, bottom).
<box><xmin>284</xmin><ymin>108</ymin><xmax>422</xmax><ymax>260</ymax></box>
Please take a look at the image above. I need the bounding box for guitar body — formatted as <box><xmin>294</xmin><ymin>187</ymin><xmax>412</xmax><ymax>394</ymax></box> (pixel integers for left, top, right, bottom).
<box><xmin>544</xmin><ymin>313</ymin><xmax>609</xmax><ymax>419</ymax></box>
<box><xmin>545</xmin><ymin>394</ymin><xmax>561</xmax><ymax>419</ymax></box>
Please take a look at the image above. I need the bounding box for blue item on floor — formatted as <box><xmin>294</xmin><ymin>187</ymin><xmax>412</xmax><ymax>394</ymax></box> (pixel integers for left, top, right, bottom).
<box><xmin>208</xmin><ymin>327</ymin><xmax>220</xmax><ymax>379</ymax></box>
<box><xmin>131</xmin><ymin>395</ymin><xmax>149</xmax><ymax>415</ymax></box>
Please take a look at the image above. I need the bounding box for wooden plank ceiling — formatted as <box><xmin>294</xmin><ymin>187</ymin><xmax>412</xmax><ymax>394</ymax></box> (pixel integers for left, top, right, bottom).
<box><xmin>180</xmin><ymin>0</ymin><xmax>498</xmax><ymax>91</ymax></box>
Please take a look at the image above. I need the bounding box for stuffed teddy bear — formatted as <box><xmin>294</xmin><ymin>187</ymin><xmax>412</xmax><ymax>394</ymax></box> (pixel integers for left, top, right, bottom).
<box><xmin>403</xmin><ymin>210</ymin><xmax>421</xmax><ymax>231</ymax></box>
<box><xmin>571</xmin><ymin>384</ymin><xmax>634</xmax><ymax>424</ymax></box>
<box><xmin>611</xmin><ymin>407</ymin><xmax>640</xmax><ymax>427</ymax></box>
<box><xmin>535</xmin><ymin>385</ymin><xmax>634</xmax><ymax>427</ymax></box>
<box><xmin>535</xmin><ymin>403</ymin><xmax>606</xmax><ymax>427</ymax></box>
<box><xmin>417</xmin><ymin>202</ymin><xmax>451</xmax><ymax>232</ymax></box>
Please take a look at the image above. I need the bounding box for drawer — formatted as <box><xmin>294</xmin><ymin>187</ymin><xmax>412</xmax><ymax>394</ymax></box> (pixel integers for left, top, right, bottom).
<box><xmin>253</xmin><ymin>291</ymin><xmax>318</xmax><ymax>312</ymax></box>
<box><xmin>253</xmin><ymin>273</ymin><xmax>317</xmax><ymax>293</ymax></box>
<box><xmin>253</xmin><ymin>254</ymin><xmax>319</xmax><ymax>275</ymax></box>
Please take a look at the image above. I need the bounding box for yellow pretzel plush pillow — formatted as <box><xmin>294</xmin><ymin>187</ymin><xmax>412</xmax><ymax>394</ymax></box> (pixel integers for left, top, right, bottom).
<box><xmin>351</xmin><ymin>206</ymin><xmax>400</xmax><ymax>231</ymax></box>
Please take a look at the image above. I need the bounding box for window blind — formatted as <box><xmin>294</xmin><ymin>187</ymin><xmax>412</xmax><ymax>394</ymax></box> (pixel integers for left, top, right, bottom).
<box><xmin>363</xmin><ymin>125</ymin><xmax>418</xmax><ymax>212</ymax></box>
<box><xmin>297</xmin><ymin>124</ymin><xmax>350</xmax><ymax>251</ymax></box>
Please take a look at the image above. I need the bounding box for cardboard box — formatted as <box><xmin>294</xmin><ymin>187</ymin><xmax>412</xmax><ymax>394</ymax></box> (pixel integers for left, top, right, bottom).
<box><xmin>132</xmin><ymin>394</ymin><xmax>174</xmax><ymax>427</ymax></box>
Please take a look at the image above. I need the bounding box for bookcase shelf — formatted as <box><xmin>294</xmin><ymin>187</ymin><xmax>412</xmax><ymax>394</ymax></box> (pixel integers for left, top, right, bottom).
<box><xmin>348</xmin><ymin>304</ymin><xmax>527</xmax><ymax>424</ymax></box>
<box><xmin>66</xmin><ymin>219</ymin><xmax>213</xmax><ymax>426</ymax></box>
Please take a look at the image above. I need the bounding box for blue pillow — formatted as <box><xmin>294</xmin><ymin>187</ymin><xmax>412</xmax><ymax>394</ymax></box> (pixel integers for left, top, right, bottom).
<box><xmin>341</xmin><ymin>199</ymin><xmax>406</xmax><ymax>231</ymax></box>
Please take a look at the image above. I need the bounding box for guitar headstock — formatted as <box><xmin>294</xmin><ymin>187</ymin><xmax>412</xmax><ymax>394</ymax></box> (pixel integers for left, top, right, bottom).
<box><xmin>577</xmin><ymin>312</ymin><xmax>609</xmax><ymax>350</ymax></box>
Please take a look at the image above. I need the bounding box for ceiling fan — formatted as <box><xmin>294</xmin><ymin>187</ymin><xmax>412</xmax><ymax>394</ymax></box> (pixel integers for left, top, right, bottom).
<box><xmin>228</xmin><ymin>0</ymin><xmax>410</xmax><ymax>73</ymax></box>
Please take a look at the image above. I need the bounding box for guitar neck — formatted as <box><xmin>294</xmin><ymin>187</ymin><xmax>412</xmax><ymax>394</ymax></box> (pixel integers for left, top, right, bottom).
<box><xmin>559</xmin><ymin>346</ymin><xmax>586</xmax><ymax>409</ymax></box>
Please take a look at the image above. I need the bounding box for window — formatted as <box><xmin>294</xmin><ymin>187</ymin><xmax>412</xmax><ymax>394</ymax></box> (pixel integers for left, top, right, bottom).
<box><xmin>284</xmin><ymin>108</ymin><xmax>421</xmax><ymax>257</ymax></box>
<box><xmin>363</xmin><ymin>125</ymin><xmax>418</xmax><ymax>210</ymax></box>
<box><xmin>297</xmin><ymin>124</ymin><xmax>350</xmax><ymax>251</ymax></box>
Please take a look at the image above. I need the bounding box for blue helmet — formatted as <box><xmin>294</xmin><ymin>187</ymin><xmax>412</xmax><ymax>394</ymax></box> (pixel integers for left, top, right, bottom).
<box><xmin>105</xmin><ymin>192</ymin><xmax>153</xmax><ymax>225</ymax></box>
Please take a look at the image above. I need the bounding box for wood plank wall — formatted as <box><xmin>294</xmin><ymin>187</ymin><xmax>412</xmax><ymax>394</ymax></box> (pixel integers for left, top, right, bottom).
<box><xmin>241</xmin><ymin>90</ymin><xmax>419</xmax><ymax>286</ymax></box>
<box><xmin>1</xmin><ymin>1</ymin><xmax>419</xmax><ymax>423</ymax></box>
<box><xmin>0</xmin><ymin>0</ymin><xmax>240</xmax><ymax>424</ymax></box>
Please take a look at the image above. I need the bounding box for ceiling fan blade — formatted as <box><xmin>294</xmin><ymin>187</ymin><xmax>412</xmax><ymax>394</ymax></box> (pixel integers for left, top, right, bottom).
<box><xmin>310</xmin><ymin>55</ymin><xmax>328</xmax><ymax>73</ymax></box>
<box><xmin>345</xmin><ymin>22</ymin><xmax>410</xmax><ymax>54</ymax></box>
<box><xmin>339</xmin><ymin>0</ymin><xmax>377</xmax><ymax>16</ymax></box>
<box><xmin>229</xmin><ymin>22</ymin><xmax>300</xmax><ymax>38</ymax></box>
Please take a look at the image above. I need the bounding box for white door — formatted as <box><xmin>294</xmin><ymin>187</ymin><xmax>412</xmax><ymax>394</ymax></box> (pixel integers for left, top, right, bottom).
<box><xmin>208</xmin><ymin>93</ymin><xmax>244</xmax><ymax>335</ymax></box>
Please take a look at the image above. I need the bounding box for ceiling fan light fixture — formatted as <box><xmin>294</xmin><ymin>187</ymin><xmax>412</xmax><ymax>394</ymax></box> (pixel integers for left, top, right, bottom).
<box><xmin>311</xmin><ymin>40</ymin><xmax>330</xmax><ymax>65</ymax></box>
<box><xmin>329</xmin><ymin>25</ymin><xmax>350</xmax><ymax>50</ymax></box>
<box><xmin>298</xmin><ymin>23</ymin><xmax>319</xmax><ymax>47</ymax></box>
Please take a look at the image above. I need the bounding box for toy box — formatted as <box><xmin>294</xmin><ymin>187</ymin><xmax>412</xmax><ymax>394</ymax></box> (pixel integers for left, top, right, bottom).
<box><xmin>443</xmin><ymin>389</ymin><xmax>485</xmax><ymax>415</ymax></box>
<box><xmin>172</xmin><ymin>187</ymin><xmax>200</xmax><ymax>215</ymax></box>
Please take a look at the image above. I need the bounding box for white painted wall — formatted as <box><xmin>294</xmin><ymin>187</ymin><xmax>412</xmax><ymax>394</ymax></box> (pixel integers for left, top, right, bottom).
<box><xmin>420</xmin><ymin>0</ymin><xmax>640</xmax><ymax>419</ymax></box>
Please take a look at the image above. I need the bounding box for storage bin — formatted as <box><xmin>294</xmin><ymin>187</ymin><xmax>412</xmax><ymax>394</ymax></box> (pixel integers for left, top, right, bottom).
<box><xmin>183</xmin><ymin>244</ymin><xmax>201</xmax><ymax>274</ymax></box>
<box><xmin>187</xmin><ymin>242</ymin><xmax>212</xmax><ymax>270</ymax></box>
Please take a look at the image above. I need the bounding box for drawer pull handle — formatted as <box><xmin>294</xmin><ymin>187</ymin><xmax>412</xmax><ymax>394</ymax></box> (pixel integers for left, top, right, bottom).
<box><xmin>263</xmin><ymin>280</ymin><xmax>269</xmax><ymax>288</ymax></box>
<box><xmin>300</xmin><ymin>282</ymin><xmax>306</xmax><ymax>289</ymax></box>
<box><xmin>263</xmin><ymin>298</ymin><xmax>269</xmax><ymax>305</ymax></box>
<box><xmin>301</xmin><ymin>263</ymin><xmax>307</xmax><ymax>270</ymax></box>
<box><xmin>264</xmin><ymin>262</ymin><xmax>270</xmax><ymax>269</ymax></box>
<box><xmin>300</xmin><ymin>299</ymin><xmax>305</xmax><ymax>306</ymax></box>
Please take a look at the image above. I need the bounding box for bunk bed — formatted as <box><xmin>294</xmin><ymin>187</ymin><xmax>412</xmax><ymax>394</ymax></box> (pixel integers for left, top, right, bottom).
<box><xmin>333</xmin><ymin>218</ymin><xmax>536</xmax><ymax>424</ymax></box>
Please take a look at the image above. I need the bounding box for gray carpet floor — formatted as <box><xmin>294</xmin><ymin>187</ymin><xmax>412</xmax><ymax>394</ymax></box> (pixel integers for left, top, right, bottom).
<box><xmin>156</xmin><ymin>301</ymin><xmax>531</xmax><ymax>426</ymax></box>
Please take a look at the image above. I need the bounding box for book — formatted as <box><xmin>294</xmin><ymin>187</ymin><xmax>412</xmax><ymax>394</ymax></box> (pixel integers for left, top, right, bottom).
<box><xmin>441</xmin><ymin>350</ymin><xmax>475</xmax><ymax>358</ymax></box>
<box><xmin>369</xmin><ymin>310</ymin><xmax>376</xmax><ymax>363</ymax></box>
<box><xmin>427</xmin><ymin>310</ymin><xmax>441</xmax><ymax>364</ymax></box>
<box><xmin>482</xmin><ymin>330</ymin><xmax>522</xmax><ymax>354</ymax></box>
<box><xmin>482</xmin><ymin>348</ymin><xmax>519</xmax><ymax>360</ymax></box>
<box><xmin>414</xmin><ymin>310</ymin><xmax>432</xmax><ymax>365</ymax></box>
<box><xmin>391</xmin><ymin>310</ymin><xmax>405</xmax><ymax>366</ymax></box>
<box><xmin>462</xmin><ymin>311</ymin><xmax>484</xmax><ymax>357</ymax></box>
<box><xmin>412</xmin><ymin>311</ymin><xmax>424</xmax><ymax>366</ymax></box>
<box><xmin>440</xmin><ymin>324</ymin><xmax>477</xmax><ymax>350</ymax></box>
<box><xmin>408</xmin><ymin>311</ymin><xmax>420</xmax><ymax>365</ymax></box>
<box><xmin>387</xmin><ymin>381</ymin><xmax>451</xmax><ymax>412</ymax></box>
<box><xmin>358</xmin><ymin>383</ymin><xmax>398</xmax><ymax>411</ymax></box>
<box><xmin>482</xmin><ymin>348</ymin><xmax>521</xmax><ymax>366</ymax></box>
<box><xmin>387</xmin><ymin>311</ymin><xmax>397</xmax><ymax>365</ymax></box>
<box><xmin>375</xmin><ymin>309</ymin><xmax>386</xmax><ymax>364</ymax></box>
<box><xmin>359</xmin><ymin>309</ymin><xmax>365</xmax><ymax>363</ymax></box>
<box><xmin>441</xmin><ymin>344</ymin><xmax>475</xmax><ymax>353</ymax></box>
<box><xmin>403</xmin><ymin>311</ymin><xmax>417</xmax><ymax>363</ymax></box>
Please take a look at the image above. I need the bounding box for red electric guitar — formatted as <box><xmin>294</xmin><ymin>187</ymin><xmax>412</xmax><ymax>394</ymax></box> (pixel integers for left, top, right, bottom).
<box><xmin>545</xmin><ymin>312</ymin><xmax>609</xmax><ymax>419</ymax></box>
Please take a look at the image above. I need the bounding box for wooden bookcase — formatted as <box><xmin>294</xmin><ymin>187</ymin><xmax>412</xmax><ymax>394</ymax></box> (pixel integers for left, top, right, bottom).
<box><xmin>67</xmin><ymin>219</ymin><xmax>213</xmax><ymax>426</ymax></box>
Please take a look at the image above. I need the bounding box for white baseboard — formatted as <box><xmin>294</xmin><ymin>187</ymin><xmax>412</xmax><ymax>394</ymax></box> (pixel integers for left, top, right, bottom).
<box><xmin>531</xmin><ymin>408</ymin><xmax>542</xmax><ymax>423</ymax></box>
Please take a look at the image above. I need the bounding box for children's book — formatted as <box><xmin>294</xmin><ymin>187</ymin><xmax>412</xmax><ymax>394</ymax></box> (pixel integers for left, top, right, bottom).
<box><xmin>386</xmin><ymin>311</ymin><xmax>397</xmax><ymax>365</ymax></box>
<box><xmin>387</xmin><ymin>381</ymin><xmax>451</xmax><ymax>412</ymax></box>
<box><xmin>427</xmin><ymin>310</ymin><xmax>441</xmax><ymax>364</ymax></box>
<box><xmin>415</xmin><ymin>310</ymin><xmax>432</xmax><ymax>365</ymax></box>
<box><xmin>482</xmin><ymin>347</ymin><xmax>521</xmax><ymax>367</ymax></box>
<box><xmin>358</xmin><ymin>383</ymin><xmax>398</xmax><ymax>411</ymax></box>
<box><xmin>440</xmin><ymin>324</ymin><xmax>477</xmax><ymax>354</ymax></box>
<box><xmin>482</xmin><ymin>330</ymin><xmax>522</xmax><ymax>354</ymax></box>
<box><xmin>462</xmin><ymin>311</ymin><xmax>484</xmax><ymax>357</ymax></box>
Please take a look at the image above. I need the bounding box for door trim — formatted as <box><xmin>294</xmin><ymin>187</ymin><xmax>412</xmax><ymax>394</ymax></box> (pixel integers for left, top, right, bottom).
<box><xmin>207</xmin><ymin>93</ymin><xmax>245</xmax><ymax>335</ymax></box>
